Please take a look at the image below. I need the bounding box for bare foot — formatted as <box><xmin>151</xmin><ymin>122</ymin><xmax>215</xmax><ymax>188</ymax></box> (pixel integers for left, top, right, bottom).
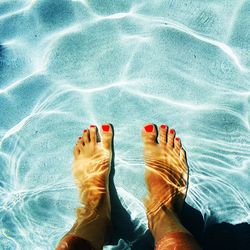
<box><xmin>57</xmin><ymin>124</ymin><xmax>113</xmax><ymax>250</ymax></box>
<box><xmin>72</xmin><ymin>123</ymin><xmax>113</xmax><ymax>224</ymax></box>
<box><xmin>141</xmin><ymin>124</ymin><xmax>201</xmax><ymax>248</ymax></box>
<box><xmin>142</xmin><ymin>123</ymin><xmax>188</xmax><ymax>217</ymax></box>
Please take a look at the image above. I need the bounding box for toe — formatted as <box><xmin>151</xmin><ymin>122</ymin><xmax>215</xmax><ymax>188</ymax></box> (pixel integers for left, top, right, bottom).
<box><xmin>159</xmin><ymin>124</ymin><xmax>167</xmax><ymax>145</ymax></box>
<box><xmin>77</xmin><ymin>137</ymin><xmax>85</xmax><ymax>152</ymax></box>
<box><xmin>174</xmin><ymin>137</ymin><xmax>181</xmax><ymax>154</ymax></box>
<box><xmin>73</xmin><ymin>144</ymin><xmax>80</xmax><ymax>158</ymax></box>
<box><xmin>167</xmin><ymin>128</ymin><xmax>175</xmax><ymax>149</ymax></box>
<box><xmin>141</xmin><ymin>123</ymin><xmax>157</xmax><ymax>145</ymax></box>
<box><xmin>101</xmin><ymin>123</ymin><xmax>113</xmax><ymax>150</ymax></box>
<box><xmin>89</xmin><ymin>125</ymin><xmax>97</xmax><ymax>143</ymax></box>
<box><xmin>83</xmin><ymin>129</ymin><xmax>90</xmax><ymax>143</ymax></box>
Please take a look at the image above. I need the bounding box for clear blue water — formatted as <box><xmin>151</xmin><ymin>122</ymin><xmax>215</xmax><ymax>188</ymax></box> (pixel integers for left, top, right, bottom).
<box><xmin>0</xmin><ymin>0</ymin><xmax>250</xmax><ymax>249</ymax></box>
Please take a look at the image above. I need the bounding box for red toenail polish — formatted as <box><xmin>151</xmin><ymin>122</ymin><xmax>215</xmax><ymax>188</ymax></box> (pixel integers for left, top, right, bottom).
<box><xmin>79</xmin><ymin>137</ymin><xmax>82</xmax><ymax>139</ymax></box>
<box><xmin>145</xmin><ymin>124</ymin><xmax>153</xmax><ymax>132</ymax></box>
<box><xmin>176</xmin><ymin>137</ymin><xmax>180</xmax><ymax>141</ymax></box>
<box><xmin>170</xmin><ymin>129</ymin><xmax>175</xmax><ymax>134</ymax></box>
<box><xmin>102</xmin><ymin>124</ymin><xmax>109</xmax><ymax>132</ymax></box>
<box><xmin>160</xmin><ymin>124</ymin><xmax>166</xmax><ymax>129</ymax></box>
<box><xmin>84</xmin><ymin>129</ymin><xmax>87</xmax><ymax>133</ymax></box>
<box><xmin>90</xmin><ymin>125</ymin><xmax>95</xmax><ymax>128</ymax></box>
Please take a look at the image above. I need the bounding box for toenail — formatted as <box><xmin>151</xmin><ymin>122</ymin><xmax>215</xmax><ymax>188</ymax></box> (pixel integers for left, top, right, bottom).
<box><xmin>176</xmin><ymin>137</ymin><xmax>180</xmax><ymax>141</ymax></box>
<box><xmin>90</xmin><ymin>125</ymin><xmax>95</xmax><ymax>128</ymax></box>
<box><xmin>84</xmin><ymin>129</ymin><xmax>87</xmax><ymax>133</ymax></box>
<box><xmin>170</xmin><ymin>129</ymin><xmax>175</xmax><ymax>134</ymax></box>
<box><xmin>144</xmin><ymin>124</ymin><xmax>153</xmax><ymax>132</ymax></box>
<box><xmin>102</xmin><ymin>124</ymin><xmax>110</xmax><ymax>132</ymax></box>
<box><xmin>160</xmin><ymin>124</ymin><xmax>167</xmax><ymax>129</ymax></box>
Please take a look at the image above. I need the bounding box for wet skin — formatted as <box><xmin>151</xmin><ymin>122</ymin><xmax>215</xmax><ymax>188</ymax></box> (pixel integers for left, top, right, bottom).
<box><xmin>57</xmin><ymin>123</ymin><xmax>190</xmax><ymax>249</ymax></box>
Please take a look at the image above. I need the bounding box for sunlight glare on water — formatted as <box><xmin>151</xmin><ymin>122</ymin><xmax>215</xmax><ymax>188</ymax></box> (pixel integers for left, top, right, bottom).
<box><xmin>0</xmin><ymin>0</ymin><xmax>250</xmax><ymax>249</ymax></box>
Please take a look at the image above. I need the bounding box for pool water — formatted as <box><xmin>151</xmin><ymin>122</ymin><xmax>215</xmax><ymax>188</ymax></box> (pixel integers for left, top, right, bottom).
<box><xmin>0</xmin><ymin>0</ymin><xmax>250</xmax><ymax>249</ymax></box>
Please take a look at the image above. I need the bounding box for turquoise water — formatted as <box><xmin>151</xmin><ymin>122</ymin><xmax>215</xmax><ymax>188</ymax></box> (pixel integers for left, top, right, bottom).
<box><xmin>0</xmin><ymin>0</ymin><xmax>250</xmax><ymax>249</ymax></box>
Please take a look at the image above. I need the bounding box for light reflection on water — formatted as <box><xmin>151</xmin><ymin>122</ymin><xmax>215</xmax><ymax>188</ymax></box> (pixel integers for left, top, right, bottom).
<box><xmin>0</xmin><ymin>0</ymin><xmax>250</xmax><ymax>249</ymax></box>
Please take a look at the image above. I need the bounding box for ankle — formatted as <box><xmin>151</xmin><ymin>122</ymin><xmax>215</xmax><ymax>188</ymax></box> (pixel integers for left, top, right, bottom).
<box><xmin>147</xmin><ymin>206</ymin><xmax>188</xmax><ymax>243</ymax></box>
<box><xmin>79</xmin><ymin>189</ymin><xmax>111</xmax><ymax>219</ymax></box>
<box><xmin>68</xmin><ymin>207</ymin><xmax>112</xmax><ymax>250</ymax></box>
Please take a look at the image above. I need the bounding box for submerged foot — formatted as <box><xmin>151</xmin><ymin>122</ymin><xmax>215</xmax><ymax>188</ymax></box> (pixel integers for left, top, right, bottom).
<box><xmin>56</xmin><ymin>124</ymin><xmax>113</xmax><ymax>250</ymax></box>
<box><xmin>72</xmin><ymin>123</ymin><xmax>113</xmax><ymax>221</ymax></box>
<box><xmin>142</xmin><ymin>123</ymin><xmax>188</xmax><ymax>217</ymax></box>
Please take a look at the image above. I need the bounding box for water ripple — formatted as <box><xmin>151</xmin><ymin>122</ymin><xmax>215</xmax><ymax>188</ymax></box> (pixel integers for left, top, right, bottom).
<box><xmin>1</xmin><ymin>1</ymin><xmax>250</xmax><ymax>249</ymax></box>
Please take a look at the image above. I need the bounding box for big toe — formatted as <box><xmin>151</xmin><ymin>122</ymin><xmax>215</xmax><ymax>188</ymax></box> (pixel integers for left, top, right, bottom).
<box><xmin>101</xmin><ymin>123</ymin><xmax>113</xmax><ymax>150</ymax></box>
<box><xmin>141</xmin><ymin>123</ymin><xmax>157</xmax><ymax>145</ymax></box>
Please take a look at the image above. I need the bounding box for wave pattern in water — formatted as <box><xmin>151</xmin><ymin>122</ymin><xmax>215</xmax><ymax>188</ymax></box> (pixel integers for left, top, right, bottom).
<box><xmin>0</xmin><ymin>0</ymin><xmax>250</xmax><ymax>249</ymax></box>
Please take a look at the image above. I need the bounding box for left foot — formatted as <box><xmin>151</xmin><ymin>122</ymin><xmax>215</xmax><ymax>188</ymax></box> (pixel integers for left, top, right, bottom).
<box><xmin>57</xmin><ymin>124</ymin><xmax>114</xmax><ymax>250</ymax></box>
<box><xmin>72</xmin><ymin>123</ymin><xmax>113</xmax><ymax>220</ymax></box>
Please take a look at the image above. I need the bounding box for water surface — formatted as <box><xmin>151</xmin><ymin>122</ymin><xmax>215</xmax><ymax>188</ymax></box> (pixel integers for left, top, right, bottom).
<box><xmin>0</xmin><ymin>0</ymin><xmax>250</xmax><ymax>249</ymax></box>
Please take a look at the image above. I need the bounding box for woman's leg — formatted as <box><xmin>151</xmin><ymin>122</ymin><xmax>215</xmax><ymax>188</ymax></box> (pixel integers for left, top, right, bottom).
<box><xmin>56</xmin><ymin>124</ymin><xmax>114</xmax><ymax>250</ymax></box>
<box><xmin>142</xmin><ymin>123</ymin><xmax>201</xmax><ymax>250</ymax></box>
<box><xmin>148</xmin><ymin>207</ymin><xmax>201</xmax><ymax>250</ymax></box>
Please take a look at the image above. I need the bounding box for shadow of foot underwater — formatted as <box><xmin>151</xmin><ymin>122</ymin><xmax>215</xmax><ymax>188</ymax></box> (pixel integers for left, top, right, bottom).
<box><xmin>106</xmin><ymin>124</ymin><xmax>250</xmax><ymax>250</ymax></box>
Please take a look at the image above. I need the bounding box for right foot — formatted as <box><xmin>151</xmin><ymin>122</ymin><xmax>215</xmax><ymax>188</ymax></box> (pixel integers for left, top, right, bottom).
<box><xmin>142</xmin><ymin>123</ymin><xmax>188</xmax><ymax>217</ymax></box>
